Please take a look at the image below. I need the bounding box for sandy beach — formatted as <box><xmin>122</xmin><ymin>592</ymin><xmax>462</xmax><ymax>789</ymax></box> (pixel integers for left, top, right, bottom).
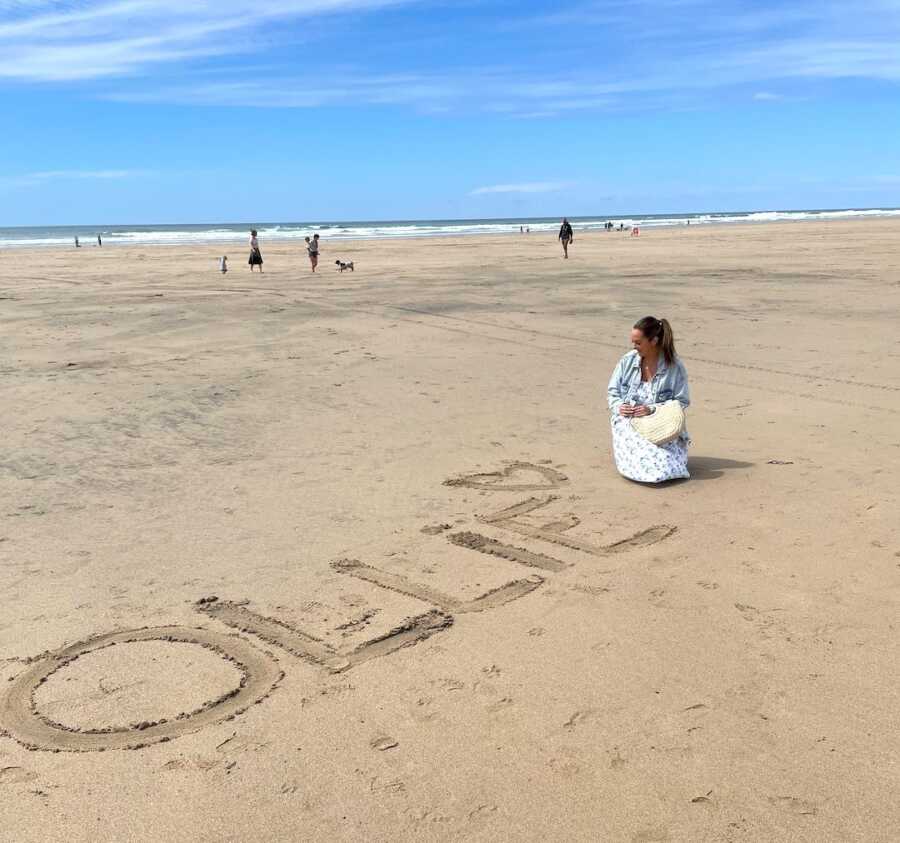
<box><xmin>1</xmin><ymin>219</ymin><xmax>898</xmax><ymax>842</ymax></box>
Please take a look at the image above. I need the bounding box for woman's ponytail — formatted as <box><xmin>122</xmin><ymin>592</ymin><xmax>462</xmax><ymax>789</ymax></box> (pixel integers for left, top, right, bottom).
<box><xmin>658</xmin><ymin>318</ymin><xmax>676</xmax><ymax>365</ymax></box>
<box><xmin>633</xmin><ymin>315</ymin><xmax>677</xmax><ymax>365</ymax></box>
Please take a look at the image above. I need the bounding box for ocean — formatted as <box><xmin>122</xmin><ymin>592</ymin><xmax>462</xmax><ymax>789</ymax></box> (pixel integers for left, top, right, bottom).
<box><xmin>1</xmin><ymin>208</ymin><xmax>898</xmax><ymax>249</ymax></box>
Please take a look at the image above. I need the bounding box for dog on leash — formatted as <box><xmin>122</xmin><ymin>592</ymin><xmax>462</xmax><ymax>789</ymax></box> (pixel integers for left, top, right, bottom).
<box><xmin>335</xmin><ymin>260</ymin><xmax>354</xmax><ymax>273</ymax></box>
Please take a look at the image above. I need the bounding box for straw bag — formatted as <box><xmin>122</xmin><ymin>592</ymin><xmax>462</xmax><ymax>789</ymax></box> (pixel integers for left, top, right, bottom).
<box><xmin>631</xmin><ymin>400</ymin><xmax>685</xmax><ymax>445</ymax></box>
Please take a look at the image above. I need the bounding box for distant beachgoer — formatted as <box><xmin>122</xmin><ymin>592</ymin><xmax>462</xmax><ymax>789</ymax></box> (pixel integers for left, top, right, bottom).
<box><xmin>520</xmin><ymin>225</ymin><xmax>524</xmax><ymax>234</ymax></box>
<box><xmin>607</xmin><ymin>316</ymin><xmax>690</xmax><ymax>483</ymax></box>
<box><xmin>558</xmin><ymin>218</ymin><xmax>574</xmax><ymax>258</ymax></box>
<box><xmin>526</xmin><ymin>226</ymin><xmax>530</xmax><ymax>234</ymax></box>
<box><xmin>248</xmin><ymin>230</ymin><xmax>263</xmax><ymax>272</ymax></box>
<box><xmin>219</xmin><ymin>256</ymin><xmax>228</xmax><ymax>274</ymax></box>
<box><xmin>305</xmin><ymin>235</ymin><xmax>319</xmax><ymax>272</ymax></box>
<box><xmin>74</xmin><ymin>236</ymin><xmax>80</xmax><ymax>248</ymax></box>
<box><xmin>631</xmin><ymin>226</ymin><xmax>641</xmax><ymax>237</ymax></box>
<box><xmin>97</xmin><ymin>234</ymin><xmax>102</xmax><ymax>247</ymax></box>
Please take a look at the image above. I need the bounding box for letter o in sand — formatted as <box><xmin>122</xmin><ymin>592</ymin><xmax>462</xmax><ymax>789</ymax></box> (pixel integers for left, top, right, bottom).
<box><xmin>0</xmin><ymin>627</ymin><xmax>282</xmax><ymax>752</ymax></box>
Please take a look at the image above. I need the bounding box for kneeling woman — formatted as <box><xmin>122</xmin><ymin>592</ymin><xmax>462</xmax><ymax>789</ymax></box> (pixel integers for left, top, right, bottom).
<box><xmin>607</xmin><ymin>316</ymin><xmax>691</xmax><ymax>483</ymax></box>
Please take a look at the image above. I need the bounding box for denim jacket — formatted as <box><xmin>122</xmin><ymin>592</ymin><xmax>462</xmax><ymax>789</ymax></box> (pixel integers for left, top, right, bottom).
<box><xmin>607</xmin><ymin>350</ymin><xmax>691</xmax><ymax>438</ymax></box>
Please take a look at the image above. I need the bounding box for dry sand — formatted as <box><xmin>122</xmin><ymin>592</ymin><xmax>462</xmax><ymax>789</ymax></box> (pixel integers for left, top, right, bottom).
<box><xmin>0</xmin><ymin>220</ymin><xmax>898</xmax><ymax>842</ymax></box>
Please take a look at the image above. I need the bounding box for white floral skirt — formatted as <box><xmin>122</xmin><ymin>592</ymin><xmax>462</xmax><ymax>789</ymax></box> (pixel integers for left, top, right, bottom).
<box><xmin>611</xmin><ymin>417</ymin><xmax>690</xmax><ymax>483</ymax></box>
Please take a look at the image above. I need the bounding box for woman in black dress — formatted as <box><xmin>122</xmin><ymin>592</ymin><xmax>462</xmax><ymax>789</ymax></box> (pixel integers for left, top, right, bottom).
<box><xmin>248</xmin><ymin>230</ymin><xmax>263</xmax><ymax>272</ymax></box>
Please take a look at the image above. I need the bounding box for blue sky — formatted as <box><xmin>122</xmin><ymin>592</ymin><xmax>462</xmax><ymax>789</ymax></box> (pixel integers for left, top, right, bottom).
<box><xmin>2</xmin><ymin>0</ymin><xmax>899</xmax><ymax>225</ymax></box>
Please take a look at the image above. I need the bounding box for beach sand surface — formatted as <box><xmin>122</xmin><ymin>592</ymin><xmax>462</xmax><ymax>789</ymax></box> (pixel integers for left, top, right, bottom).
<box><xmin>1</xmin><ymin>220</ymin><xmax>898</xmax><ymax>842</ymax></box>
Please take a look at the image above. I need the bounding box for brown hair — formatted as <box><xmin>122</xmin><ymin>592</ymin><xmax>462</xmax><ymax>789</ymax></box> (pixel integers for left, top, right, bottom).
<box><xmin>634</xmin><ymin>316</ymin><xmax>676</xmax><ymax>365</ymax></box>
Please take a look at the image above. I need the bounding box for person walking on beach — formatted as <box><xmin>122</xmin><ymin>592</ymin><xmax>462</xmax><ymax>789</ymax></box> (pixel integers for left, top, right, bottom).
<box><xmin>559</xmin><ymin>218</ymin><xmax>574</xmax><ymax>258</ymax></box>
<box><xmin>607</xmin><ymin>316</ymin><xmax>691</xmax><ymax>483</ymax></box>
<box><xmin>97</xmin><ymin>233</ymin><xmax>102</xmax><ymax>247</ymax></box>
<box><xmin>306</xmin><ymin>234</ymin><xmax>320</xmax><ymax>272</ymax></box>
<box><xmin>219</xmin><ymin>256</ymin><xmax>228</xmax><ymax>274</ymax></box>
<box><xmin>74</xmin><ymin>236</ymin><xmax>80</xmax><ymax>248</ymax></box>
<box><xmin>248</xmin><ymin>230</ymin><xmax>263</xmax><ymax>272</ymax></box>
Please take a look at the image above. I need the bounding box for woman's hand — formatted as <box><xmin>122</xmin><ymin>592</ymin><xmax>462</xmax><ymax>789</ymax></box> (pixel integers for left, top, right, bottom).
<box><xmin>628</xmin><ymin>404</ymin><xmax>653</xmax><ymax>418</ymax></box>
<box><xmin>618</xmin><ymin>404</ymin><xmax>635</xmax><ymax>417</ymax></box>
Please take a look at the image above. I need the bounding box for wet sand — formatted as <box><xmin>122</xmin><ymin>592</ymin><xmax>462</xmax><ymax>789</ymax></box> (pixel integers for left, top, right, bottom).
<box><xmin>1</xmin><ymin>220</ymin><xmax>898</xmax><ymax>841</ymax></box>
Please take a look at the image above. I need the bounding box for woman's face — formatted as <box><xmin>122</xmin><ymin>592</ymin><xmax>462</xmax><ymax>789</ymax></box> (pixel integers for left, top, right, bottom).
<box><xmin>630</xmin><ymin>328</ymin><xmax>657</xmax><ymax>356</ymax></box>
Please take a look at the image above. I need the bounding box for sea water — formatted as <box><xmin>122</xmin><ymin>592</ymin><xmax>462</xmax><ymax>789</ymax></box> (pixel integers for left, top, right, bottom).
<box><xmin>2</xmin><ymin>208</ymin><xmax>899</xmax><ymax>249</ymax></box>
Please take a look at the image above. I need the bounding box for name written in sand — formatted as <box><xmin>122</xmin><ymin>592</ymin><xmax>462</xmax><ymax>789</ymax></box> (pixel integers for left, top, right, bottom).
<box><xmin>0</xmin><ymin>461</ymin><xmax>675</xmax><ymax>754</ymax></box>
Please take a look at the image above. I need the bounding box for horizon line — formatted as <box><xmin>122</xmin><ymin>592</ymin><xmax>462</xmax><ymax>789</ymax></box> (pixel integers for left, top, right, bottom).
<box><xmin>2</xmin><ymin>205</ymin><xmax>899</xmax><ymax>231</ymax></box>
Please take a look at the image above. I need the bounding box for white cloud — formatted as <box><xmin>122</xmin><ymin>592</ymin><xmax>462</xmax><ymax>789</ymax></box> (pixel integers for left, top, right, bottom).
<box><xmin>470</xmin><ymin>182</ymin><xmax>573</xmax><ymax>196</ymax></box>
<box><xmin>29</xmin><ymin>169</ymin><xmax>137</xmax><ymax>180</ymax></box>
<box><xmin>4</xmin><ymin>169</ymin><xmax>143</xmax><ymax>186</ymax></box>
<box><xmin>2</xmin><ymin>0</ymin><xmax>900</xmax><ymax>114</ymax></box>
<box><xmin>0</xmin><ymin>0</ymin><xmax>413</xmax><ymax>80</ymax></box>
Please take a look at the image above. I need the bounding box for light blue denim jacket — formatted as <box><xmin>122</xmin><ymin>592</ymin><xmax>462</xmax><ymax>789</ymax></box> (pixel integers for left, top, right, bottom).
<box><xmin>607</xmin><ymin>350</ymin><xmax>691</xmax><ymax>439</ymax></box>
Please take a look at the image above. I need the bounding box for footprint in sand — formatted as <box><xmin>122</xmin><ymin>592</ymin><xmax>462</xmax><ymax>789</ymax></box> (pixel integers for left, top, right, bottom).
<box><xmin>420</xmin><ymin>523</ymin><xmax>452</xmax><ymax>535</ymax></box>
<box><xmin>468</xmin><ymin>804</ymin><xmax>498</xmax><ymax>823</ymax></box>
<box><xmin>769</xmin><ymin>796</ymin><xmax>818</xmax><ymax>816</ymax></box>
<box><xmin>632</xmin><ymin>830</ymin><xmax>670</xmax><ymax>843</ymax></box>
<box><xmin>370</xmin><ymin>736</ymin><xmax>399</xmax><ymax>752</ymax></box>
<box><xmin>562</xmin><ymin>709</ymin><xmax>596</xmax><ymax>731</ymax></box>
<box><xmin>0</xmin><ymin>767</ymin><xmax>38</xmax><ymax>785</ymax></box>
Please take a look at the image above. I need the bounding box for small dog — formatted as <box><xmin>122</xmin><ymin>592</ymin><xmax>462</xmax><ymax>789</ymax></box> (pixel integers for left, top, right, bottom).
<box><xmin>335</xmin><ymin>260</ymin><xmax>354</xmax><ymax>273</ymax></box>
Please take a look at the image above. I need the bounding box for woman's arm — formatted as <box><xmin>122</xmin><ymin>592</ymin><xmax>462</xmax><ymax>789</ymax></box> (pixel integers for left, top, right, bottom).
<box><xmin>672</xmin><ymin>361</ymin><xmax>690</xmax><ymax>410</ymax></box>
<box><xmin>607</xmin><ymin>358</ymin><xmax>627</xmax><ymax>414</ymax></box>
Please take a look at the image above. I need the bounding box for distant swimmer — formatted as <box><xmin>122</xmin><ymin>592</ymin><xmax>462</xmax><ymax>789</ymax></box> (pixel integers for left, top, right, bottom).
<box><xmin>558</xmin><ymin>217</ymin><xmax>574</xmax><ymax>258</ymax></box>
<box><xmin>219</xmin><ymin>256</ymin><xmax>228</xmax><ymax>274</ymax></box>
<box><xmin>248</xmin><ymin>230</ymin><xmax>263</xmax><ymax>272</ymax></box>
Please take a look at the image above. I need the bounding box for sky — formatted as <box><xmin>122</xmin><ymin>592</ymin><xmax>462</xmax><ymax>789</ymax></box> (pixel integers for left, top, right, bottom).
<box><xmin>2</xmin><ymin>0</ymin><xmax>899</xmax><ymax>225</ymax></box>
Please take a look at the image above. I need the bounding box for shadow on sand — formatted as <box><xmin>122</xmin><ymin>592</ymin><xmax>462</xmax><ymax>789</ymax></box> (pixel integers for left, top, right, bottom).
<box><xmin>686</xmin><ymin>456</ymin><xmax>754</xmax><ymax>481</ymax></box>
<box><xmin>622</xmin><ymin>455</ymin><xmax>753</xmax><ymax>487</ymax></box>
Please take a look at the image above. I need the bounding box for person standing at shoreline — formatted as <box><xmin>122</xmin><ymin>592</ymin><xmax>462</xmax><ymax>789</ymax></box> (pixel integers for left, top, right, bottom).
<box><xmin>306</xmin><ymin>233</ymin><xmax>320</xmax><ymax>272</ymax></box>
<box><xmin>559</xmin><ymin>218</ymin><xmax>574</xmax><ymax>258</ymax></box>
<box><xmin>248</xmin><ymin>230</ymin><xmax>263</xmax><ymax>272</ymax></box>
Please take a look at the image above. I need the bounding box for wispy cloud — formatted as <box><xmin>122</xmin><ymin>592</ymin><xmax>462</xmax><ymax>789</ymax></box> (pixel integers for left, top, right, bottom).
<box><xmin>2</xmin><ymin>0</ymin><xmax>900</xmax><ymax>116</ymax></box>
<box><xmin>3</xmin><ymin>168</ymin><xmax>144</xmax><ymax>186</ymax></box>
<box><xmin>28</xmin><ymin>169</ymin><xmax>137</xmax><ymax>181</ymax></box>
<box><xmin>470</xmin><ymin>182</ymin><xmax>573</xmax><ymax>196</ymax></box>
<box><xmin>0</xmin><ymin>0</ymin><xmax>413</xmax><ymax>81</ymax></box>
